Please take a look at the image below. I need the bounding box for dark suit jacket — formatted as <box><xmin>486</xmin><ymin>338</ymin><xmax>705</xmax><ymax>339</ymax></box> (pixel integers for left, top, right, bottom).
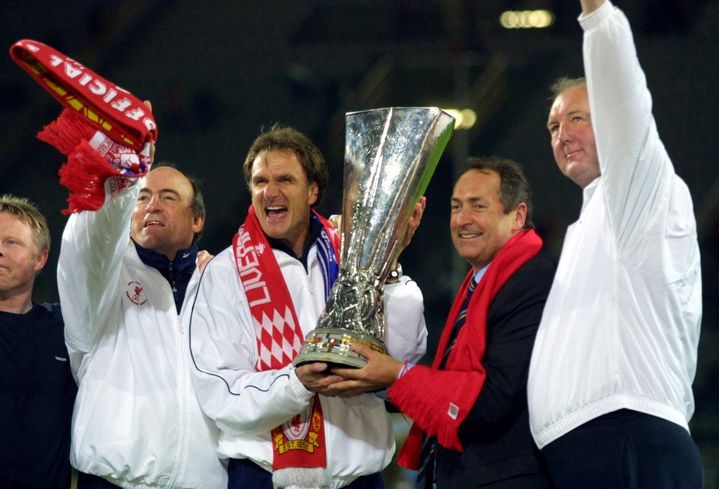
<box><xmin>435</xmin><ymin>249</ymin><xmax>555</xmax><ymax>488</ymax></box>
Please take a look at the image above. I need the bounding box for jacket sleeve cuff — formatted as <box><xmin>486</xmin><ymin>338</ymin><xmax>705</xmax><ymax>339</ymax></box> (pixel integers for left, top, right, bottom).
<box><xmin>288</xmin><ymin>366</ymin><xmax>315</xmax><ymax>401</ymax></box>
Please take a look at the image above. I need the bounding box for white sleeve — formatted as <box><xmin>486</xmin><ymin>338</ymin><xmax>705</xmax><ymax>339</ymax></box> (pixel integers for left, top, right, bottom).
<box><xmin>186</xmin><ymin>249</ymin><xmax>314</xmax><ymax>437</ymax></box>
<box><xmin>581</xmin><ymin>1</ymin><xmax>673</xmax><ymax>251</ymax></box>
<box><xmin>383</xmin><ymin>275</ymin><xmax>427</xmax><ymax>363</ymax></box>
<box><xmin>58</xmin><ymin>186</ymin><xmax>137</xmax><ymax>370</ymax></box>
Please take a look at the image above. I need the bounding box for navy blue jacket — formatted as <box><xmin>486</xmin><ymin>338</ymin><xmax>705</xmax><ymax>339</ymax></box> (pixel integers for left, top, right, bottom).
<box><xmin>435</xmin><ymin>250</ymin><xmax>555</xmax><ymax>488</ymax></box>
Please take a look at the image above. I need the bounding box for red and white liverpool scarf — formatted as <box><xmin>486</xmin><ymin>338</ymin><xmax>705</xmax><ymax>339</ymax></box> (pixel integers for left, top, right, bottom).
<box><xmin>10</xmin><ymin>39</ymin><xmax>157</xmax><ymax>149</ymax></box>
<box><xmin>10</xmin><ymin>39</ymin><xmax>157</xmax><ymax>214</ymax></box>
<box><xmin>232</xmin><ymin>206</ymin><xmax>340</xmax><ymax>486</ymax></box>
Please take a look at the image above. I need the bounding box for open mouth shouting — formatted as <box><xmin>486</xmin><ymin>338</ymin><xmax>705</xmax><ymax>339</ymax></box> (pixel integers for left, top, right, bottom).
<box><xmin>265</xmin><ymin>205</ymin><xmax>288</xmax><ymax>221</ymax></box>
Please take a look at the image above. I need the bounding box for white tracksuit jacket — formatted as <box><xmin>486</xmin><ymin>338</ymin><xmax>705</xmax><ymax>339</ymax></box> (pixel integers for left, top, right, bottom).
<box><xmin>186</xmin><ymin>243</ymin><xmax>427</xmax><ymax>489</ymax></box>
<box><xmin>58</xmin><ymin>186</ymin><xmax>227</xmax><ymax>489</ymax></box>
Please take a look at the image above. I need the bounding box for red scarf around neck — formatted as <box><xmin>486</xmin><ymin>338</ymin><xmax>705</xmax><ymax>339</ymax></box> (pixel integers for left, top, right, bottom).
<box><xmin>388</xmin><ymin>229</ymin><xmax>543</xmax><ymax>469</ymax></box>
<box><xmin>232</xmin><ymin>206</ymin><xmax>340</xmax><ymax>481</ymax></box>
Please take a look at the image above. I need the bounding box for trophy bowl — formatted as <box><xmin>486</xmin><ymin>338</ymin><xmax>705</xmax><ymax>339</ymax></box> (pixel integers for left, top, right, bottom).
<box><xmin>294</xmin><ymin>107</ymin><xmax>455</xmax><ymax>368</ymax></box>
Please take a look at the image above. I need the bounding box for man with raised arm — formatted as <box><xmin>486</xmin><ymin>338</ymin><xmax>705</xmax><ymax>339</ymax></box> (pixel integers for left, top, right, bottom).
<box><xmin>58</xmin><ymin>162</ymin><xmax>227</xmax><ymax>489</ymax></box>
<box><xmin>527</xmin><ymin>1</ymin><xmax>703</xmax><ymax>487</ymax></box>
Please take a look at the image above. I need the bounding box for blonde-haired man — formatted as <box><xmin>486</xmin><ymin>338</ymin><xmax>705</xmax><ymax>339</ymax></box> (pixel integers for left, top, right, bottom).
<box><xmin>0</xmin><ymin>194</ymin><xmax>76</xmax><ymax>489</ymax></box>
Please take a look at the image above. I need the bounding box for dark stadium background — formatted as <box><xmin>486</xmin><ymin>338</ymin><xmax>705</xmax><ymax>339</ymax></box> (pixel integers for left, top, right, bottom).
<box><xmin>2</xmin><ymin>1</ymin><xmax>717</xmax><ymax>486</ymax></box>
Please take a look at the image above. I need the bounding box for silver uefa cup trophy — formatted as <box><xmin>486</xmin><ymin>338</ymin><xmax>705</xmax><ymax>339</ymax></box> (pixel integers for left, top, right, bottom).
<box><xmin>294</xmin><ymin>107</ymin><xmax>455</xmax><ymax>368</ymax></box>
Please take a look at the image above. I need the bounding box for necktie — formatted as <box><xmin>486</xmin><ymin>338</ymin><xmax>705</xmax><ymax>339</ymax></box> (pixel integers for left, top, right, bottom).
<box><xmin>440</xmin><ymin>276</ymin><xmax>477</xmax><ymax>368</ymax></box>
<box><xmin>416</xmin><ymin>433</ymin><xmax>436</xmax><ymax>489</ymax></box>
<box><xmin>417</xmin><ymin>277</ymin><xmax>477</xmax><ymax>488</ymax></box>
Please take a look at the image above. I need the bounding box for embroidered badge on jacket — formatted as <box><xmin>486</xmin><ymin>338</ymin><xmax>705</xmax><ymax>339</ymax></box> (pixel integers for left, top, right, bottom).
<box><xmin>125</xmin><ymin>280</ymin><xmax>148</xmax><ymax>306</ymax></box>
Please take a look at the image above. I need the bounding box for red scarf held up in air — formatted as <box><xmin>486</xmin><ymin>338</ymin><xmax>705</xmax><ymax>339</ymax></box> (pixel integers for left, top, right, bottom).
<box><xmin>10</xmin><ymin>39</ymin><xmax>157</xmax><ymax>214</ymax></box>
<box><xmin>388</xmin><ymin>229</ymin><xmax>543</xmax><ymax>469</ymax></box>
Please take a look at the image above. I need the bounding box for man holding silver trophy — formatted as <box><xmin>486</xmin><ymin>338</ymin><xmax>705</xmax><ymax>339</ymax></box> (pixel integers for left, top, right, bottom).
<box><xmin>186</xmin><ymin>111</ymin><xmax>447</xmax><ymax>489</ymax></box>
<box><xmin>332</xmin><ymin>156</ymin><xmax>555</xmax><ymax>488</ymax></box>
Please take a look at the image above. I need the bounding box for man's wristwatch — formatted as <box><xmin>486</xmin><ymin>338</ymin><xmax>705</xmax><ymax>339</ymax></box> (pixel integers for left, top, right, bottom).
<box><xmin>385</xmin><ymin>263</ymin><xmax>403</xmax><ymax>284</ymax></box>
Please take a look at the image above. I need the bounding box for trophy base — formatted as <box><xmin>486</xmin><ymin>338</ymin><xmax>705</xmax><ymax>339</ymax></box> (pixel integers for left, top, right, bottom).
<box><xmin>293</xmin><ymin>327</ymin><xmax>387</xmax><ymax>368</ymax></box>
